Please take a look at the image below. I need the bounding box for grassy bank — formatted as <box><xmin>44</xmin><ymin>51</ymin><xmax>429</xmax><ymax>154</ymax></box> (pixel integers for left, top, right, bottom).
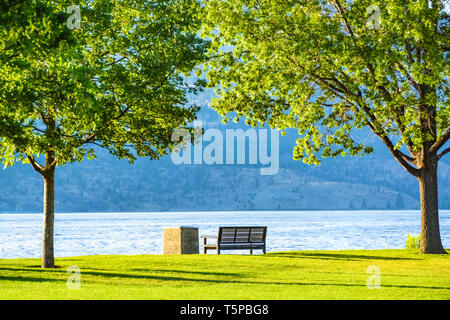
<box><xmin>0</xmin><ymin>249</ymin><xmax>449</xmax><ymax>300</ymax></box>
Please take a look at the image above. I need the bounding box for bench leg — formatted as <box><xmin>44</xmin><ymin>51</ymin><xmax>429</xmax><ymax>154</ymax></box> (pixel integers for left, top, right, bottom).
<box><xmin>217</xmin><ymin>247</ymin><xmax>220</xmax><ymax>255</ymax></box>
<box><xmin>250</xmin><ymin>246</ymin><xmax>253</xmax><ymax>255</ymax></box>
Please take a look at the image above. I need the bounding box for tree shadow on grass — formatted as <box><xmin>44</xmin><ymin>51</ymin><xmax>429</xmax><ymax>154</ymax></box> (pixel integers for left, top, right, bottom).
<box><xmin>0</xmin><ymin>266</ymin><xmax>65</xmax><ymax>273</ymax></box>
<box><xmin>129</xmin><ymin>268</ymin><xmax>240</xmax><ymax>277</ymax></box>
<box><xmin>27</xmin><ymin>265</ymin><xmax>63</xmax><ymax>269</ymax></box>
<box><xmin>266</xmin><ymin>252</ymin><xmax>419</xmax><ymax>261</ymax></box>
<box><xmin>1</xmin><ymin>267</ymin><xmax>448</xmax><ymax>291</ymax></box>
<box><xmin>82</xmin><ymin>270</ymin><xmax>448</xmax><ymax>290</ymax></box>
<box><xmin>0</xmin><ymin>266</ymin><xmax>242</xmax><ymax>283</ymax></box>
<box><xmin>0</xmin><ymin>266</ymin><xmax>67</xmax><ymax>283</ymax></box>
<box><xmin>77</xmin><ymin>270</ymin><xmax>245</xmax><ymax>283</ymax></box>
<box><xmin>0</xmin><ymin>265</ymin><xmax>241</xmax><ymax>278</ymax></box>
<box><xmin>0</xmin><ymin>275</ymin><xmax>60</xmax><ymax>283</ymax></box>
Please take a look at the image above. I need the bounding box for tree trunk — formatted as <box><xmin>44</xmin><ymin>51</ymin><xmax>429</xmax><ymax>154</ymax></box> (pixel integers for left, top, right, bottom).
<box><xmin>41</xmin><ymin>166</ymin><xmax>56</xmax><ymax>268</ymax></box>
<box><xmin>418</xmin><ymin>153</ymin><xmax>446</xmax><ymax>254</ymax></box>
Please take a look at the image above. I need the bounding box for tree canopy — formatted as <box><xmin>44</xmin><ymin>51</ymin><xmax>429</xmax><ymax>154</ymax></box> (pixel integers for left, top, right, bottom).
<box><xmin>0</xmin><ymin>0</ymin><xmax>208</xmax><ymax>170</ymax></box>
<box><xmin>202</xmin><ymin>0</ymin><xmax>449</xmax><ymax>172</ymax></box>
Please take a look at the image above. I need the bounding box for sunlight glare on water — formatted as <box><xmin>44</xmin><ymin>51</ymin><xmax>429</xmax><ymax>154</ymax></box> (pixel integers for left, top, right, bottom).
<box><xmin>0</xmin><ymin>210</ymin><xmax>449</xmax><ymax>258</ymax></box>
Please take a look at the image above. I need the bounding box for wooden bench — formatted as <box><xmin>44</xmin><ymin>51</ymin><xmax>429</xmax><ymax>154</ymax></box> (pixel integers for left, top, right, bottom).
<box><xmin>201</xmin><ymin>226</ymin><xmax>267</xmax><ymax>255</ymax></box>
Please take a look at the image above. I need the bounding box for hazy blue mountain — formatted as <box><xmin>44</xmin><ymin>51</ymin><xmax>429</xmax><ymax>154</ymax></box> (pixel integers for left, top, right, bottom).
<box><xmin>0</xmin><ymin>91</ymin><xmax>449</xmax><ymax>213</ymax></box>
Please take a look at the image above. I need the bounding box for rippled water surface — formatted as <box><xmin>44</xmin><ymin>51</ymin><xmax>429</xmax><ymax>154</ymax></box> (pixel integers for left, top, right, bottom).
<box><xmin>1</xmin><ymin>210</ymin><xmax>449</xmax><ymax>258</ymax></box>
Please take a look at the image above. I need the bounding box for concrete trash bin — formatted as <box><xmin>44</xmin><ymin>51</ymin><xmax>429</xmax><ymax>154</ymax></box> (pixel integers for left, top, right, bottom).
<box><xmin>163</xmin><ymin>226</ymin><xmax>199</xmax><ymax>254</ymax></box>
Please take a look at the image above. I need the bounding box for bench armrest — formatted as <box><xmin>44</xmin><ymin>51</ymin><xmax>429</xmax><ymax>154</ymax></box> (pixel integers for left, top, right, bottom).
<box><xmin>201</xmin><ymin>235</ymin><xmax>217</xmax><ymax>246</ymax></box>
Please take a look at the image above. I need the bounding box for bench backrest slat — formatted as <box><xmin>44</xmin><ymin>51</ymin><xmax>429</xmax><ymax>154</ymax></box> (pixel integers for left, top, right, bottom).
<box><xmin>219</xmin><ymin>228</ymin><xmax>236</xmax><ymax>243</ymax></box>
<box><xmin>218</xmin><ymin>227</ymin><xmax>267</xmax><ymax>244</ymax></box>
<box><xmin>250</xmin><ymin>227</ymin><xmax>266</xmax><ymax>242</ymax></box>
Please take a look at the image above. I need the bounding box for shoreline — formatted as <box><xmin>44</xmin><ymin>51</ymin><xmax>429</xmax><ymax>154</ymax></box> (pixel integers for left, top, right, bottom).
<box><xmin>1</xmin><ymin>248</ymin><xmax>449</xmax><ymax>261</ymax></box>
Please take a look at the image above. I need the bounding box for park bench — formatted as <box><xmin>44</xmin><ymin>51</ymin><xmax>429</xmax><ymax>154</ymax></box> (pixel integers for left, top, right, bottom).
<box><xmin>201</xmin><ymin>226</ymin><xmax>267</xmax><ymax>255</ymax></box>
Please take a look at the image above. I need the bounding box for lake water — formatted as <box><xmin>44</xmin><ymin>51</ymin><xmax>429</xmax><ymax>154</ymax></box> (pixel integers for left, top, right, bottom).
<box><xmin>0</xmin><ymin>210</ymin><xmax>449</xmax><ymax>259</ymax></box>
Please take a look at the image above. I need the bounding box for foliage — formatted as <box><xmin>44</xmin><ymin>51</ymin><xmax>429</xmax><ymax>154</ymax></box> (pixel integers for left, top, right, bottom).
<box><xmin>201</xmin><ymin>0</ymin><xmax>449</xmax><ymax>170</ymax></box>
<box><xmin>405</xmin><ymin>233</ymin><xmax>421</xmax><ymax>249</ymax></box>
<box><xmin>0</xmin><ymin>0</ymin><xmax>208</xmax><ymax>168</ymax></box>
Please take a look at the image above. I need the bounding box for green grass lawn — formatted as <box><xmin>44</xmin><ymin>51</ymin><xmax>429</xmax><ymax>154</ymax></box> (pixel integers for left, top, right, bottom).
<box><xmin>1</xmin><ymin>249</ymin><xmax>449</xmax><ymax>300</ymax></box>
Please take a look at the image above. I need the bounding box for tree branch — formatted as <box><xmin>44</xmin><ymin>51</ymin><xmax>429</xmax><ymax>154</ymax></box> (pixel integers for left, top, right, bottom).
<box><xmin>438</xmin><ymin>147</ymin><xmax>450</xmax><ymax>161</ymax></box>
<box><xmin>364</xmin><ymin>119</ymin><xmax>421</xmax><ymax>176</ymax></box>
<box><xmin>430</xmin><ymin>128</ymin><xmax>450</xmax><ymax>153</ymax></box>
<box><xmin>361</xmin><ymin>114</ymin><xmax>415</xmax><ymax>167</ymax></box>
<box><xmin>26</xmin><ymin>155</ymin><xmax>45</xmax><ymax>175</ymax></box>
<box><xmin>396</xmin><ymin>62</ymin><xmax>420</xmax><ymax>92</ymax></box>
